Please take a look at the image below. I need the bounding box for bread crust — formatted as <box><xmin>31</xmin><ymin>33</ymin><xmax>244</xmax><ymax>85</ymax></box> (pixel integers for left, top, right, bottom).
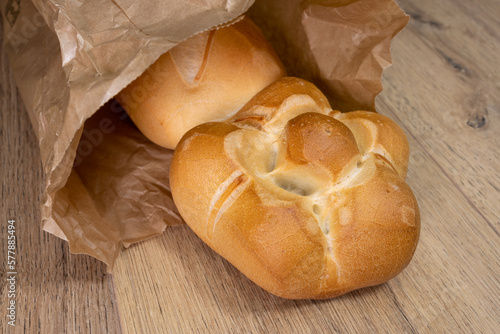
<box><xmin>170</xmin><ymin>77</ymin><xmax>420</xmax><ymax>299</ymax></box>
<box><xmin>116</xmin><ymin>16</ymin><xmax>285</xmax><ymax>149</ymax></box>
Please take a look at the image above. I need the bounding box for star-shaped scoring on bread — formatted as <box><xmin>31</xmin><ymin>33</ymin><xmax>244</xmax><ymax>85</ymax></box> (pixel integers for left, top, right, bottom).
<box><xmin>171</xmin><ymin>77</ymin><xmax>420</xmax><ymax>299</ymax></box>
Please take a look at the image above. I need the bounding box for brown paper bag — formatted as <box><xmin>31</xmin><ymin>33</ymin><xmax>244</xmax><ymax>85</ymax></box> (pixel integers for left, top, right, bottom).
<box><xmin>1</xmin><ymin>0</ymin><xmax>408</xmax><ymax>267</ymax></box>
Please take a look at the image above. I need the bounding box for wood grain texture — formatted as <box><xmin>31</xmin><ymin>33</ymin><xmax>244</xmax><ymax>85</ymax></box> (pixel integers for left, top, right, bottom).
<box><xmin>382</xmin><ymin>0</ymin><xmax>500</xmax><ymax>230</ymax></box>
<box><xmin>1</xmin><ymin>0</ymin><xmax>499</xmax><ymax>333</ymax></box>
<box><xmin>0</xmin><ymin>28</ymin><xmax>122</xmax><ymax>333</ymax></box>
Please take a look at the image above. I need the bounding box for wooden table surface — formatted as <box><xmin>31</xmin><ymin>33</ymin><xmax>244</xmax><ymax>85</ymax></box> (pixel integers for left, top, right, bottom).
<box><xmin>1</xmin><ymin>0</ymin><xmax>499</xmax><ymax>333</ymax></box>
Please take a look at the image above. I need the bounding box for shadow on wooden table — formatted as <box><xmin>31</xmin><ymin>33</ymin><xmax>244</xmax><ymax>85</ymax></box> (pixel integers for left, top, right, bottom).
<box><xmin>113</xmin><ymin>225</ymin><xmax>412</xmax><ymax>333</ymax></box>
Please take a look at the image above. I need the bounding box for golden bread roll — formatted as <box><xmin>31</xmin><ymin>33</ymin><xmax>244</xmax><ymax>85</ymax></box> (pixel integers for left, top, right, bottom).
<box><xmin>170</xmin><ymin>77</ymin><xmax>420</xmax><ymax>299</ymax></box>
<box><xmin>116</xmin><ymin>16</ymin><xmax>286</xmax><ymax>149</ymax></box>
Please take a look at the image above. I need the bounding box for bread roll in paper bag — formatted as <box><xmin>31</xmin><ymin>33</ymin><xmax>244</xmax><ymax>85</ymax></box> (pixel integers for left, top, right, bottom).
<box><xmin>0</xmin><ymin>0</ymin><xmax>409</xmax><ymax>267</ymax></box>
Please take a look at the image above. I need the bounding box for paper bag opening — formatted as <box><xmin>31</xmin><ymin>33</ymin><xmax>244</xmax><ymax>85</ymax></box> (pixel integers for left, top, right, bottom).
<box><xmin>1</xmin><ymin>0</ymin><xmax>408</xmax><ymax>267</ymax></box>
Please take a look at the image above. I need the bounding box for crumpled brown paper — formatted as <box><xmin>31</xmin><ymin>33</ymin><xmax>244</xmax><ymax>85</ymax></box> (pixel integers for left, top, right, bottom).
<box><xmin>249</xmin><ymin>0</ymin><xmax>409</xmax><ymax>111</ymax></box>
<box><xmin>1</xmin><ymin>0</ymin><xmax>408</xmax><ymax>267</ymax></box>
